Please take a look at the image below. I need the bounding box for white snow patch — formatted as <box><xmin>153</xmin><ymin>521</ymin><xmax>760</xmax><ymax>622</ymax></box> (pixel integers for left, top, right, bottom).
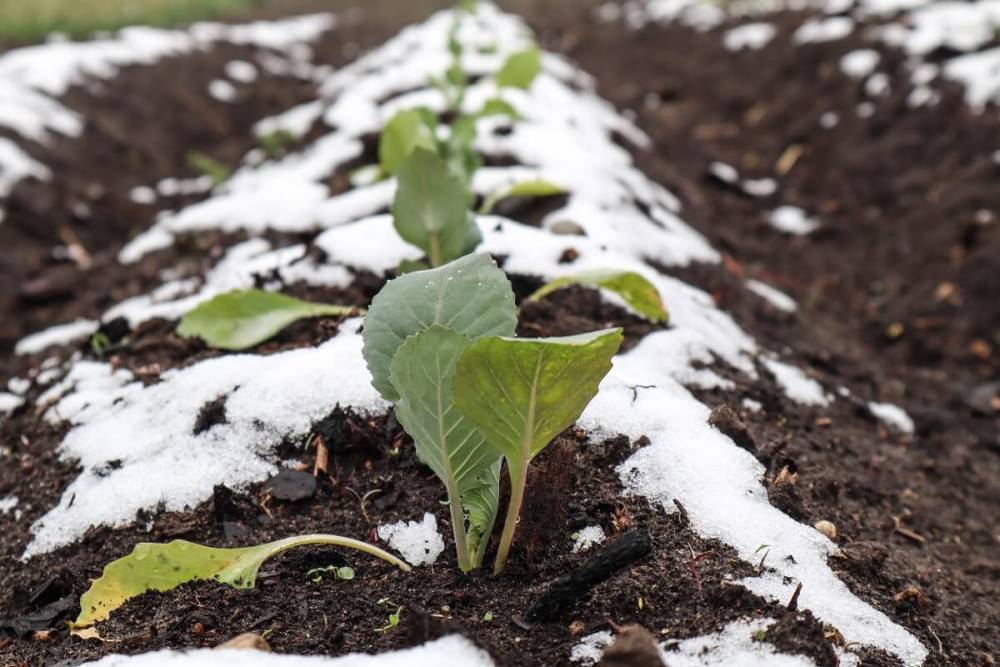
<box><xmin>840</xmin><ymin>49</ymin><xmax>881</xmax><ymax>78</ymax></box>
<box><xmin>745</xmin><ymin>279</ymin><xmax>797</xmax><ymax>312</ymax></box>
<box><xmin>742</xmin><ymin>398</ymin><xmax>763</xmax><ymax>412</ymax></box>
<box><xmin>944</xmin><ymin>47</ymin><xmax>1000</xmax><ymax>111</ymax></box>
<box><xmin>80</xmin><ymin>635</ymin><xmax>494</xmax><ymax>667</ymax></box>
<box><xmin>15</xmin><ymin>318</ymin><xmax>99</xmax><ymax>355</ymax></box>
<box><xmin>819</xmin><ymin>111</ymin><xmax>839</xmax><ymax>128</ymax></box>
<box><xmin>0</xmin><ymin>137</ymin><xmax>50</xmax><ymax>198</ymax></box>
<box><xmin>768</xmin><ymin>206</ymin><xmax>819</xmax><ymax>235</ymax></box>
<box><xmin>376</xmin><ymin>513</ymin><xmax>445</xmax><ymax>567</ymax></box>
<box><xmin>572</xmin><ymin>525</ymin><xmax>607</xmax><ymax>553</ymax></box>
<box><xmin>0</xmin><ymin>392</ymin><xmax>24</xmax><ymax>415</ymax></box>
<box><xmin>225</xmin><ymin>59</ymin><xmax>259</xmax><ymax>83</ymax></box>
<box><xmin>742</xmin><ymin>177</ymin><xmax>777</xmax><ymax>198</ymax></box>
<box><xmin>793</xmin><ymin>17</ymin><xmax>854</xmax><ymax>44</ymax></box>
<box><xmin>0</xmin><ymin>495</ymin><xmax>18</xmax><ymax>512</ymax></box>
<box><xmin>208</xmin><ymin>78</ymin><xmax>238</xmax><ymax>102</ymax></box>
<box><xmin>865</xmin><ymin>72</ymin><xmax>891</xmax><ymax>96</ymax></box>
<box><xmin>761</xmin><ymin>357</ymin><xmax>830</xmax><ymax>406</ymax></box>
<box><xmin>723</xmin><ymin>23</ymin><xmax>777</xmax><ymax>51</ymax></box>
<box><xmin>660</xmin><ymin>618</ymin><xmax>815</xmax><ymax>666</ymax></box>
<box><xmin>8</xmin><ymin>377</ymin><xmax>30</xmax><ymax>395</ymax></box>
<box><xmin>129</xmin><ymin>185</ymin><xmax>157</xmax><ymax>205</ymax></box>
<box><xmin>570</xmin><ymin>631</ymin><xmax>614</xmax><ymax>664</ymax></box>
<box><xmin>867</xmin><ymin>401</ymin><xmax>915</xmax><ymax>434</ymax></box>
<box><xmin>709</xmin><ymin>161</ymin><xmax>739</xmax><ymax>184</ymax></box>
<box><xmin>25</xmin><ymin>321</ymin><xmax>385</xmax><ymax>557</ymax></box>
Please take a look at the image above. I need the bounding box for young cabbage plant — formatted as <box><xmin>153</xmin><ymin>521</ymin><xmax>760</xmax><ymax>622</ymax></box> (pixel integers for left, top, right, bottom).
<box><xmin>178</xmin><ymin>289</ymin><xmax>358</xmax><ymax>350</ymax></box>
<box><xmin>362</xmin><ymin>254</ymin><xmax>517</xmax><ymax>570</ymax></box>
<box><xmin>73</xmin><ymin>535</ymin><xmax>409</xmax><ymax>637</ymax></box>
<box><xmin>379</xmin><ymin>108</ymin><xmax>439</xmax><ymax>177</ymax></box>
<box><xmin>391</xmin><ymin>147</ymin><xmax>480</xmax><ymax>267</ymax></box>
<box><xmin>528</xmin><ymin>270</ymin><xmax>669</xmax><ymax>323</ymax></box>
<box><xmin>454</xmin><ymin>328</ymin><xmax>623</xmax><ymax>574</ymax></box>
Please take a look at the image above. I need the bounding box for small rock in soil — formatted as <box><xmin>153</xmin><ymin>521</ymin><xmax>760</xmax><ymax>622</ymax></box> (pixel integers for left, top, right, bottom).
<box><xmin>265</xmin><ymin>469</ymin><xmax>317</xmax><ymax>502</ymax></box>
<box><xmin>597</xmin><ymin>625</ymin><xmax>664</xmax><ymax>667</ymax></box>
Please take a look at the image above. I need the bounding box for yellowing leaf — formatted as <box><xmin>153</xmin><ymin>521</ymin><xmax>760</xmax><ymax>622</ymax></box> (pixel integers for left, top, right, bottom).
<box><xmin>177</xmin><ymin>289</ymin><xmax>357</xmax><ymax>351</ymax></box>
<box><xmin>529</xmin><ymin>270</ymin><xmax>668</xmax><ymax>323</ymax></box>
<box><xmin>74</xmin><ymin>535</ymin><xmax>410</xmax><ymax>630</ymax></box>
<box><xmin>479</xmin><ymin>179</ymin><xmax>563</xmax><ymax>215</ymax></box>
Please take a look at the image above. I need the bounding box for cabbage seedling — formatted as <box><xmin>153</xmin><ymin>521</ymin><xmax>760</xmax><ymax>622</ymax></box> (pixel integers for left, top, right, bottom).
<box><xmin>454</xmin><ymin>328</ymin><xmax>623</xmax><ymax>574</ymax></box>
<box><xmin>178</xmin><ymin>289</ymin><xmax>358</xmax><ymax>350</ymax></box>
<box><xmin>186</xmin><ymin>151</ymin><xmax>230</xmax><ymax>187</ymax></box>
<box><xmin>362</xmin><ymin>254</ymin><xmax>516</xmax><ymax>569</ymax></box>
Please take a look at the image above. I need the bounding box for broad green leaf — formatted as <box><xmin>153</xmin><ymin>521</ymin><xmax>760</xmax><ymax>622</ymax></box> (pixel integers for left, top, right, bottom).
<box><xmin>529</xmin><ymin>270</ymin><xmax>669</xmax><ymax>323</ymax></box>
<box><xmin>454</xmin><ymin>328</ymin><xmax>624</xmax><ymax>466</ymax></box>
<box><xmin>479</xmin><ymin>179</ymin><xmax>564</xmax><ymax>215</ymax></box>
<box><xmin>362</xmin><ymin>253</ymin><xmax>516</xmax><ymax>402</ymax></box>
<box><xmin>177</xmin><ymin>289</ymin><xmax>356</xmax><ymax>351</ymax></box>
<box><xmin>479</xmin><ymin>98</ymin><xmax>519</xmax><ymax>120</ymax></box>
<box><xmin>389</xmin><ymin>326</ymin><xmax>501</xmax><ymax>570</ymax></box>
<box><xmin>392</xmin><ymin>148</ymin><xmax>475</xmax><ymax>266</ymax></box>
<box><xmin>73</xmin><ymin>535</ymin><xmax>409</xmax><ymax>630</ymax></box>
<box><xmin>495</xmin><ymin>47</ymin><xmax>541</xmax><ymax>89</ymax></box>
<box><xmin>464</xmin><ymin>459</ymin><xmax>501</xmax><ymax>566</ymax></box>
<box><xmin>379</xmin><ymin>109</ymin><xmax>439</xmax><ymax>176</ymax></box>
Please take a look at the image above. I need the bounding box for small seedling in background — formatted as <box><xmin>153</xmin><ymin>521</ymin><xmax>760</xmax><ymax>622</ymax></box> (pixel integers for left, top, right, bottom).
<box><xmin>177</xmin><ymin>289</ymin><xmax>358</xmax><ymax>351</ymax></box>
<box><xmin>483</xmin><ymin>611</ymin><xmax>494</xmax><ymax>621</ymax></box>
<box><xmin>376</xmin><ymin>605</ymin><xmax>404</xmax><ymax>634</ymax></box>
<box><xmin>186</xmin><ymin>151</ymin><xmax>231</xmax><ymax>187</ymax></box>
<box><xmin>478</xmin><ymin>179</ymin><xmax>564</xmax><ymax>215</ymax></box>
<box><xmin>258</xmin><ymin>129</ymin><xmax>297</xmax><ymax>159</ymax></box>
<box><xmin>391</xmin><ymin>148</ymin><xmax>480</xmax><ymax>267</ymax></box>
<box><xmin>307</xmin><ymin>565</ymin><xmax>356</xmax><ymax>583</ymax></box>
<box><xmin>89</xmin><ymin>332</ymin><xmax>111</xmax><ymax>358</ymax></box>
<box><xmin>528</xmin><ymin>270</ymin><xmax>669</xmax><ymax>323</ymax></box>
<box><xmin>73</xmin><ymin>536</ymin><xmax>408</xmax><ymax>637</ymax></box>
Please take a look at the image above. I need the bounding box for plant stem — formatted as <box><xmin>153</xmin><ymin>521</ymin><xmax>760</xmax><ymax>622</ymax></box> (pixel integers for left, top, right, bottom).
<box><xmin>429</xmin><ymin>233</ymin><xmax>443</xmax><ymax>267</ymax></box>
<box><xmin>493</xmin><ymin>463</ymin><xmax>527</xmax><ymax>575</ymax></box>
<box><xmin>447</xmin><ymin>484</ymin><xmax>473</xmax><ymax>572</ymax></box>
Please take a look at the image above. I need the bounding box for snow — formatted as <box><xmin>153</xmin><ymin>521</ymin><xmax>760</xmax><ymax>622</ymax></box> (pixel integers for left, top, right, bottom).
<box><xmin>723</xmin><ymin>23</ymin><xmax>777</xmax><ymax>51</ymax></box>
<box><xmin>868</xmin><ymin>401</ymin><xmax>915</xmax><ymax>433</ymax></box>
<box><xmin>24</xmin><ymin>321</ymin><xmax>386</xmax><ymax>557</ymax></box>
<box><xmin>0</xmin><ymin>14</ymin><xmax>334</xmax><ymax>197</ymax></box>
<box><xmin>840</xmin><ymin>49</ymin><xmax>881</xmax><ymax>78</ymax></box>
<box><xmin>81</xmin><ymin>635</ymin><xmax>494</xmax><ymax>667</ymax></box>
<box><xmin>742</xmin><ymin>398</ymin><xmax>763</xmax><ymax>412</ymax></box>
<box><xmin>376</xmin><ymin>513</ymin><xmax>445</xmax><ymax>566</ymax></box>
<box><xmin>661</xmin><ymin>618</ymin><xmax>818</xmax><ymax>666</ymax></box>
<box><xmin>209</xmin><ymin>79</ymin><xmax>238</xmax><ymax>102</ymax></box>
<box><xmin>0</xmin><ymin>392</ymin><xmax>24</xmax><ymax>415</ymax></box>
<box><xmin>572</xmin><ymin>525</ymin><xmax>607</xmax><ymax>552</ymax></box>
<box><xmin>768</xmin><ymin>206</ymin><xmax>819</xmax><ymax>235</ymax></box>
<box><xmin>745</xmin><ymin>279</ymin><xmax>797</xmax><ymax>312</ymax></box>
<box><xmin>761</xmin><ymin>357</ymin><xmax>831</xmax><ymax>406</ymax></box>
<box><xmin>8</xmin><ymin>377</ymin><xmax>30</xmax><ymax>395</ymax></box>
<box><xmin>0</xmin><ymin>496</ymin><xmax>18</xmax><ymax>515</ymax></box>
<box><xmin>226</xmin><ymin>60</ymin><xmax>259</xmax><ymax>83</ymax></box>
<box><xmin>129</xmin><ymin>185</ymin><xmax>157</xmax><ymax>205</ymax></box>
<box><xmin>570</xmin><ymin>631</ymin><xmax>614</xmax><ymax>664</ymax></box>
<box><xmin>865</xmin><ymin>72</ymin><xmax>891</xmax><ymax>96</ymax></box>
<box><xmin>793</xmin><ymin>17</ymin><xmax>854</xmax><ymax>44</ymax></box>
<box><xmin>0</xmin><ymin>137</ymin><xmax>50</xmax><ymax>198</ymax></box>
<box><xmin>15</xmin><ymin>318</ymin><xmax>98</xmax><ymax>356</ymax></box>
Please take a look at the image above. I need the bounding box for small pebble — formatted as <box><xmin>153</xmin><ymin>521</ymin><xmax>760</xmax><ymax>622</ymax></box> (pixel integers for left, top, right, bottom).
<box><xmin>814</xmin><ymin>520</ymin><xmax>838</xmax><ymax>540</ymax></box>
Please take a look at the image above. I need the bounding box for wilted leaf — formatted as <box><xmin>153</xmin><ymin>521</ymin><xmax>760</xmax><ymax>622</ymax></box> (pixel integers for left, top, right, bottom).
<box><xmin>529</xmin><ymin>270</ymin><xmax>668</xmax><ymax>323</ymax></box>
<box><xmin>379</xmin><ymin>109</ymin><xmax>438</xmax><ymax>176</ymax></box>
<box><xmin>389</xmin><ymin>326</ymin><xmax>501</xmax><ymax>570</ymax></box>
<box><xmin>479</xmin><ymin>179</ymin><xmax>563</xmax><ymax>215</ymax></box>
<box><xmin>392</xmin><ymin>148</ymin><xmax>477</xmax><ymax>266</ymax></box>
<box><xmin>362</xmin><ymin>253</ymin><xmax>517</xmax><ymax>402</ymax></box>
<box><xmin>177</xmin><ymin>289</ymin><xmax>356</xmax><ymax>351</ymax></box>
<box><xmin>74</xmin><ymin>535</ymin><xmax>410</xmax><ymax>631</ymax></box>
<box><xmin>496</xmin><ymin>47</ymin><xmax>541</xmax><ymax>89</ymax></box>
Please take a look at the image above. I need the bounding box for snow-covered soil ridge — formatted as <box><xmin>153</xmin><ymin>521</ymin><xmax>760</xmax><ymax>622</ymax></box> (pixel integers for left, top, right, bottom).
<box><xmin>8</xmin><ymin>4</ymin><xmax>924</xmax><ymax>666</ymax></box>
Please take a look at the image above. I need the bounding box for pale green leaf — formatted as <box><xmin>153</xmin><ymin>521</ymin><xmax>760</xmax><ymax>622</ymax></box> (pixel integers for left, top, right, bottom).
<box><xmin>362</xmin><ymin>253</ymin><xmax>517</xmax><ymax>402</ymax></box>
<box><xmin>73</xmin><ymin>535</ymin><xmax>409</xmax><ymax>630</ymax></box>
<box><xmin>454</xmin><ymin>329</ymin><xmax>624</xmax><ymax>466</ymax></box>
<box><xmin>379</xmin><ymin>108</ymin><xmax>438</xmax><ymax>176</ymax></box>
<box><xmin>529</xmin><ymin>270</ymin><xmax>669</xmax><ymax>323</ymax></box>
<box><xmin>389</xmin><ymin>326</ymin><xmax>501</xmax><ymax>570</ymax></box>
<box><xmin>479</xmin><ymin>97</ymin><xmax>519</xmax><ymax>120</ymax></box>
<box><xmin>479</xmin><ymin>179</ymin><xmax>564</xmax><ymax>215</ymax></box>
<box><xmin>390</xmin><ymin>326</ymin><xmax>500</xmax><ymax>496</ymax></box>
<box><xmin>392</xmin><ymin>148</ymin><xmax>475</xmax><ymax>266</ymax></box>
<box><xmin>495</xmin><ymin>47</ymin><xmax>541</xmax><ymax>89</ymax></box>
<box><xmin>177</xmin><ymin>289</ymin><xmax>357</xmax><ymax>351</ymax></box>
<box><xmin>464</xmin><ymin>458</ymin><xmax>501</xmax><ymax>565</ymax></box>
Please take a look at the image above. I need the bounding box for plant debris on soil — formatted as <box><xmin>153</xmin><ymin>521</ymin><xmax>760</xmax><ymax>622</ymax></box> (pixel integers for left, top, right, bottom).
<box><xmin>1</xmin><ymin>1</ymin><xmax>998</xmax><ymax>666</ymax></box>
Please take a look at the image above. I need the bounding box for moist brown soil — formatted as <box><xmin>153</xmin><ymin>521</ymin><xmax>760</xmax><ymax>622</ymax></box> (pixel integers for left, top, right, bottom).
<box><xmin>2</xmin><ymin>1</ymin><xmax>998</xmax><ymax>666</ymax></box>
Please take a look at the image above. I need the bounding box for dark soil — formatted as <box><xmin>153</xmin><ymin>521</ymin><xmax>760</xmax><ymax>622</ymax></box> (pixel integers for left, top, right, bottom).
<box><xmin>1</xmin><ymin>1</ymin><xmax>998</xmax><ymax>666</ymax></box>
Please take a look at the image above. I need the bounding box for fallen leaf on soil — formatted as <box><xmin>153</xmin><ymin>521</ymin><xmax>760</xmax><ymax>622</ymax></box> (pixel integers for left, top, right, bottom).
<box><xmin>528</xmin><ymin>270</ymin><xmax>668</xmax><ymax>323</ymax></box>
<box><xmin>72</xmin><ymin>535</ymin><xmax>411</xmax><ymax>634</ymax></box>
